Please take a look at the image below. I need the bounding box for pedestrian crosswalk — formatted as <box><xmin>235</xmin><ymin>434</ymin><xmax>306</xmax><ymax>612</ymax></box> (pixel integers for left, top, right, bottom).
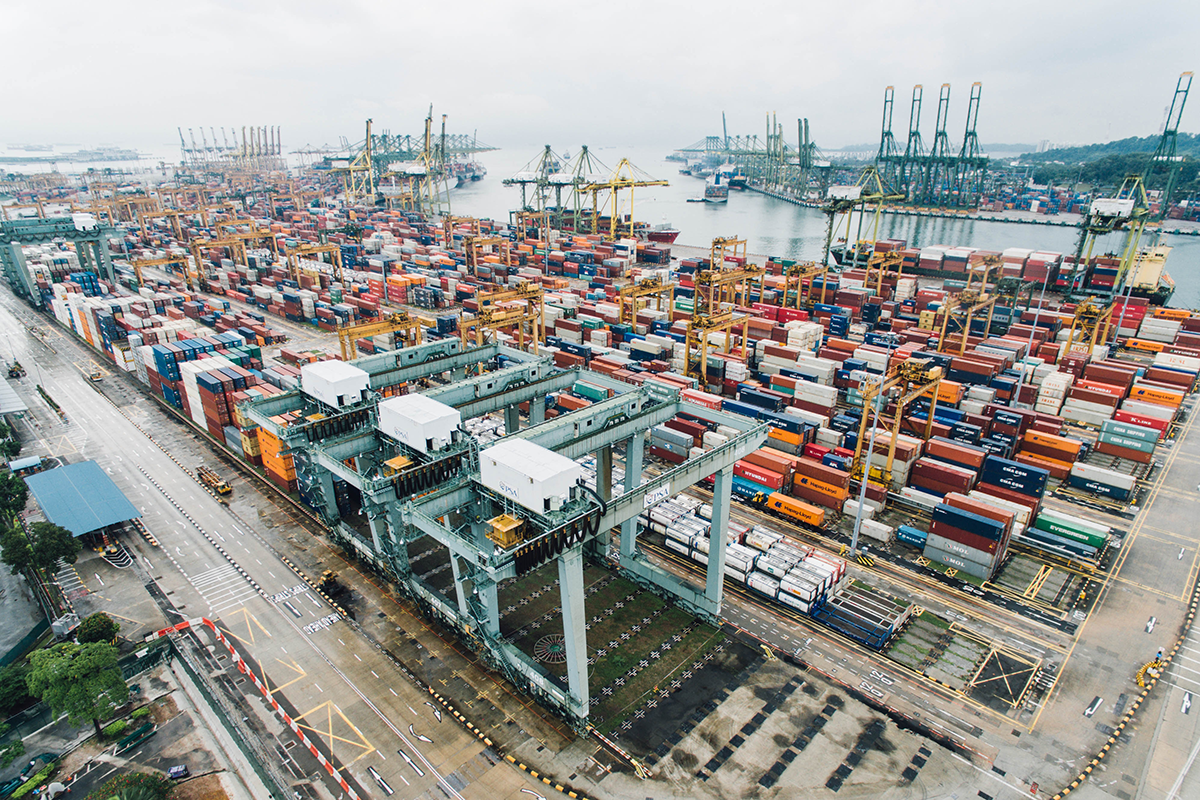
<box><xmin>189</xmin><ymin>563</ymin><xmax>260</xmax><ymax>614</ymax></box>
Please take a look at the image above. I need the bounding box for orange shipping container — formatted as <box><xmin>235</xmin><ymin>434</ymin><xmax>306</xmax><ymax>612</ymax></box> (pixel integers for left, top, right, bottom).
<box><xmin>1128</xmin><ymin>385</ymin><xmax>1184</xmax><ymax>407</ymax></box>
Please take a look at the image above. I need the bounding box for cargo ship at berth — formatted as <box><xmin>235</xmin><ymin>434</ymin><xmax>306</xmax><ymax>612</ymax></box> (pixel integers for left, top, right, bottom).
<box><xmin>831</xmin><ymin>238</ymin><xmax>1176</xmax><ymax>306</ymax></box>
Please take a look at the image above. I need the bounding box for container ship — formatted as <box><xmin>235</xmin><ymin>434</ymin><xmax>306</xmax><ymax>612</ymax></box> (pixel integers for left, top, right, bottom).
<box><xmin>833</xmin><ymin>238</ymin><xmax>1176</xmax><ymax>306</ymax></box>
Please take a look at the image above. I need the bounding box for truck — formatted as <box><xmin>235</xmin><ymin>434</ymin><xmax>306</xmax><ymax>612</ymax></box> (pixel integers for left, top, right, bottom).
<box><xmin>195</xmin><ymin>465</ymin><xmax>232</xmax><ymax>496</ymax></box>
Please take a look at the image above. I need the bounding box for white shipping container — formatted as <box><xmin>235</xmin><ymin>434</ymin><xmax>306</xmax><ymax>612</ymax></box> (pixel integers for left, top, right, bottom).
<box><xmin>747</xmin><ymin>573</ymin><xmax>781</xmax><ymax>598</ymax></box>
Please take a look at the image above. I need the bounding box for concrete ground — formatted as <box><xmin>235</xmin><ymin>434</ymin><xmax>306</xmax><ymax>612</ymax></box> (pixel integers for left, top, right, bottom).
<box><xmin>0</xmin><ymin>561</ymin><xmax>45</xmax><ymax>664</ymax></box>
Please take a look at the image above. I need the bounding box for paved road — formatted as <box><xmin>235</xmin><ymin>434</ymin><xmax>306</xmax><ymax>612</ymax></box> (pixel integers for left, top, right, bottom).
<box><xmin>0</xmin><ymin>292</ymin><xmax>543</xmax><ymax>800</ymax></box>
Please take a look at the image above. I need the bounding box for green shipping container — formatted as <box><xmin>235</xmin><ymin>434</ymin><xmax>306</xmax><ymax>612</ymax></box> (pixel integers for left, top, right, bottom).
<box><xmin>1097</xmin><ymin>431</ymin><xmax>1156</xmax><ymax>454</ymax></box>
<box><xmin>1100</xmin><ymin>421</ymin><xmax>1158</xmax><ymax>445</ymax></box>
<box><xmin>1033</xmin><ymin>516</ymin><xmax>1107</xmax><ymax>550</ymax></box>
<box><xmin>573</xmin><ymin>381</ymin><xmax>609</xmax><ymax>402</ymax></box>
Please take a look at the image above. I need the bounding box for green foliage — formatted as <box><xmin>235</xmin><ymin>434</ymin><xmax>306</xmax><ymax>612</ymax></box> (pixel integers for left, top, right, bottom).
<box><xmin>27</xmin><ymin>521</ymin><xmax>81</xmax><ymax>572</ymax></box>
<box><xmin>0</xmin><ymin>472</ymin><xmax>28</xmax><ymax>522</ymax></box>
<box><xmin>1020</xmin><ymin>132</ymin><xmax>1200</xmax><ymax>164</ymax></box>
<box><xmin>77</xmin><ymin>612</ymin><xmax>121</xmax><ymax>645</ymax></box>
<box><xmin>0</xmin><ymin>423</ymin><xmax>20</xmax><ymax>460</ymax></box>
<box><xmin>82</xmin><ymin>771</ymin><xmax>173</xmax><ymax>800</ymax></box>
<box><xmin>25</xmin><ymin>642</ymin><xmax>130</xmax><ymax>737</ymax></box>
<box><xmin>131</xmin><ymin>705</ymin><xmax>152</xmax><ymax>720</ymax></box>
<box><xmin>0</xmin><ymin>727</ymin><xmax>24</xmax><ymax>768</ymax></box>
<box><xmin>10</xmin><ymin>760</ymin><xmax>57</xmax><ymax>798</ymax></box>
<box><xmin>0</xmin><ymin>526</ymin><xmax>32</xmax><ymax>574</ymax></box>
<box><xmin>0</xmin><ymin>662</ymin><xmax>33</xmax><ymax>715</ymax></box>
<box><xmin>102</xmin><ymin>718</ymin><xmax>129</xmax><ymax>739</ymax></box>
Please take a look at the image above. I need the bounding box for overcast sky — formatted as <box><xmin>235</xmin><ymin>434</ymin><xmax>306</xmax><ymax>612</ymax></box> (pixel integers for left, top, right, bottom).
<box><xmin>5</xmin><ymin>0</ymin><xmax>1197</xmax><ymax>155</ymax></box>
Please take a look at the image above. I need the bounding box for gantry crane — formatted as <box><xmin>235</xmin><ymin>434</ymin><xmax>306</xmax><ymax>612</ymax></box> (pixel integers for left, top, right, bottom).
<box><xmin>1064</xmin><ymin>299</ymin><xmax>1114</xmax><ymax>356</ymax></box>
<box><xmin>460</xmin><ymin>285</ymin><xmax>545</xmax><ymax>352</ymax></box>
<box><xmin>329</xmin><ymin>119</ymin><xmax>376</xmax><ymax>203</ymax></box>
<box><xmin>337</xmin><ymin>312</ymin><xmax>431</xmax><ymax>360</ymax></box>
<box><xmin>285</xmin><ymin>242</ymin><xmax>343</xmax><ymax>284</ymax></box>
<box><xmin>821</xmin><ymin>166</ymin><xmax>904</xmax><ymax>268</ymax></box>
<box><xmin>779</xmin><ymin>260</ymin><xmax>832</xmax><ymax>309</ymax></box>
<box><xmin>618</xmin><ymin>276</ymin><xmax>675</xmax><ymax>326</ymax></box>
<box><xmin>686</xmin><ymin>243</ymin><xmax>766</xmax><ymax>384</ymax></box>
<box><xmin>0</xmin><ymin>201</ymin><xmax>45</xmax><ymax>220</ymax></box>
<box><xmin>936</xmin><ymin>256</ymin><xmax>1000</xmax><ymax>355</ymax></box>
<box><xmin>125</xmin><ymin>254</ymin><xmax>191</xmax><ymax>288</ymax></box>
<box><xmin>442</xmin><ymin>215</ymin><xmax>481</xmax><ymax>248</ymax></box>
<box><xmin>189</xmin><ymin>237</ymin><xmax>248</xmax><ymax>291</ymax></box>
<box><xmin>137</xmin><ymin>207</ymin><xmax>189</xmax><ymax>242</ymax></box>
<box><xmin>851</xmin><ymin>358</ymin><xmax>943</xmax><ymax>486</ymax></box>
<box><xmin>580</xmin><ymin>158</ymin><xmax>669</xmax><ymax>238</ymax></box>
<box><xmin>1069</xmin><ymin>175</ymin><xmax>1151</xmax><ymax>299</ymax></box>
<box><xmin>68</xmin><ymin>203</ymin><xmax>117</xmax><ymax>225</ymax></box>
<box><xmin>1145</xmin><ymin>72</ymin><xmax>1192</xmax><ymax>222</ymax></box>
<box><xmin>267</xmin><ymin>189</ymin><xmax>324</xmax><ymax>218</ymax></box>
<box><xmin>862</xmin><ymin>250</ymin><xmax>904</xmax><ymax>298</ymax></box>
<box><xmin>462</xmin><ymin>235</ymin><xmax>513</xmax><ymax>280</ymax></box>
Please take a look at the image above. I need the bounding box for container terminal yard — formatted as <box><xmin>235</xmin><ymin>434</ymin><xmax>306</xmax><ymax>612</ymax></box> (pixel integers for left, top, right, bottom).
<box><xmin>3</xmin><ymin>125</ymin><xmax>1200</xmax><ymax>800</ymax></box>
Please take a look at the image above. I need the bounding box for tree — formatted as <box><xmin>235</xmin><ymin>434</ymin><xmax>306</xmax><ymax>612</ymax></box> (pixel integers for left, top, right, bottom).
<box><xmin>83</xmin><ymin>771</ymin><xmax>173</xmax><ymax>800</ymax></box>
<box><xmin>0</xmin><ymin>470</ymin><xmax>28</xmax><ymax>521</ymax></box>
<box><xmin>77</xmin><ymin>613</ymin><xmax>120</xmax><ymax>645</ymax></box>
<box><xmin>28</xmin><ymin>522</ymin><xmax>80</xmax><ymax>573</ymax></box>
<box><xmin>0</xmin><ymin>723</ymin><xmax>24</xmax><ymax>768</ymax></box>
<box><xmin>0</xmin><ymin>526</ymin><xmax>32</xmax><ymax>574</ymax></box>
<box><xmin>25</xmin><ymin>642</ymin><xmax>130</xmax><ymax>738</ymax></box>
<box><xmin>0</xmin><ymin>662</ymin><xmax>32</xmax><ymax>715</ymax></box>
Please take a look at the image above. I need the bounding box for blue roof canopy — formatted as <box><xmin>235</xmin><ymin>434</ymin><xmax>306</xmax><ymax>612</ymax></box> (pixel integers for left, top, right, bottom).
<box><xmin>25</xmin><ymin>461</ymin><xmax>141</xmax><ymax>537</ymax></box>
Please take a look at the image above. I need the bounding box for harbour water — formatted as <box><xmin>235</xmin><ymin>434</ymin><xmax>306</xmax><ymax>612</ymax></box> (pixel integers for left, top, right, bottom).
<box><xmin>454</xmin><ymin>146</ymin><xmax>1200</xmax><ymax>309</ymax></box>
<box><xmin>5</xmin><ymin>140</ymin><xmax>1196</xmax><ymax>307</ymax></box>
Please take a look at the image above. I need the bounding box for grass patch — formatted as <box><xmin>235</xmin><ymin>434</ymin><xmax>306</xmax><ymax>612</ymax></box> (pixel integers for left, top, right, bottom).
<box><xmin>101</xmin><ymin>719</ymin><xmax>129</xmax><ymax>740</ymax></box>
<box><xmin>131</xmin><ymin>705</ymin><xmax>152</xmax><ymax>720</ymax></box>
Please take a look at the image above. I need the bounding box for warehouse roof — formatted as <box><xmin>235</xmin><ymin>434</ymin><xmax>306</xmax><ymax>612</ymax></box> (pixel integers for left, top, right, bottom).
<box><xmin>25</xmin><ymin>461</ymin><xmax>140</xmax><ymax>537</ymax></box>
<box><xmin>0</xmin><ymin>380</ymin><xmax>29</xmax><ymax>415</ymax></box>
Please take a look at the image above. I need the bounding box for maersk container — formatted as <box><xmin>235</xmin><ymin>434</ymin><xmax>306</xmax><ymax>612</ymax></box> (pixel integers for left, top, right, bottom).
<box><xmin>932</xmin><ymin>504</ymin><xmax>1005</xmax><ymax>542</ymax></box>
<box><xmin>979</xmin><ymin>455</ymin><xmax>1049</xmax><ymax>497</ymax></box>
<box><xmin>748</xmin><ymin>573</ymin><xmax>781</xmax><ymax>599</ymax></box>
<box><xmin>897</xmin><ymin>525</ymin><xmax>928</xmax><ymax>547</ymax></box>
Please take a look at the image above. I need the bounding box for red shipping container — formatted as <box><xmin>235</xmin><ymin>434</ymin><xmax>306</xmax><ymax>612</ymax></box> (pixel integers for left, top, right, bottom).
<box><xmin>975</xmin><ymin>482</ymin><xmax>1041</xmax><ymax>517</ymax></box>
<box><xmin>1093</xmin><ymin>440</ymin><xmax>1154</xmax><ymax>464</ymax></box>
<box><xmin>793</xmin><ymin>457</ymin><xmax>851</xmax><ymax>489</ymax></box>
<box><xmin>929</xmin><ymin>521</ymin><xmax>1000</xmax><ymax>555</ymax></box>
<box><xmin>1112</xmin><ymin>410</ymin><xmax>1168</xmax><ymax>438</ymax></box>
<box><xmin>734</xmin><ymin>461</ymin><xmax>787</xmax><ymax>490</ymax></box>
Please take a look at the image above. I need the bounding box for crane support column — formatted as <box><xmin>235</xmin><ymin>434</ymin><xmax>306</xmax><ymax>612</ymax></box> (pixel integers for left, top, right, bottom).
<box><xmin>620</xmin><ymin>432</ymin><xmax>645</xmax><ymax>561</ymax></box>
<box><xmin>557</xmin><ymin>544</ymin><xmax>590</xmax><ymax>718</ymax></box>
<box><xmin>596</xmin><ymin>445</ymin><xmax>613</xmax><ymax>502</ymax></box>
<box><xmin>449</xmin><ymin>556</ymin><xmax>472</xmax><ymax>619</ymax></box>
<box><xmin>365</xmin><ymin>509</ymin><xmax>389</xmax><ymax>561</ymax></box>
<box><xmin>313</xmin><ymin>470</ymin><xmax>339</xmax><ymax>526</ymax></box>
<box><xmin>504</xmin><ymin>404</ymin><xmax>520</xmax><ymax>434</ymax></box>
<box><xmin>385</xmin><ymin>506</ymin><xmax>413</xmax><ymax>578</ymax></box>
<box><xmin>530</xmin><ymin>395</ymin><xmax>546</xmax><ymax>425</ymax></box>
<box><xmin>472</xmin><ymin>521</ymin><xmax>501</xmax><ymax>637</ymax></box>
<box><xmin>706</xmin><ymin>466</ymin><xmax>733</xmax><ymax>609</ymax></box>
